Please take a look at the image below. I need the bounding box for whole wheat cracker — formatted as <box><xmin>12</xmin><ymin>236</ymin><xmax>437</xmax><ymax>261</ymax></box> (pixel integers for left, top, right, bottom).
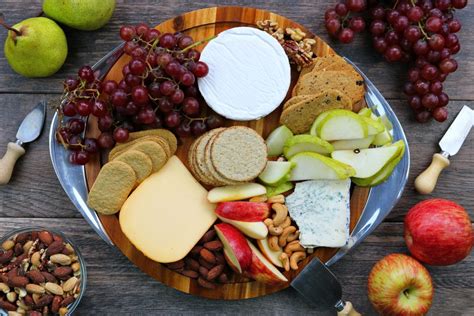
<box><xmin>194</xmin><ymin>129</ymin><xmax>228</xmax><ymax>186</ymax></box>
<box><xmin>129</xmin><ymin>141</ymin><xmax>168</xmax><ymax>173</ymax></box>
<box><xmin>210</xmin><ymin>126</ymin><xmax>267</xmax><ymax>182</ymax></box>
<box><xmin>113</xmin><ymin>150</ymin><xmax>153</xmax><ymax>184</ymax></box>
<box><xmin>128</xmin><ymin>129</ymin><xmax>177</xmax><ymax>154</ymax></box>
<box><xmin>87</xmin><ymin>161</ymin><xmax>136</xmax><ymax>215</ymax></box>
<box><xmin>109</xmin><ymin>136</ymin><xmax>170</xmax><ymax>161</ymax></box>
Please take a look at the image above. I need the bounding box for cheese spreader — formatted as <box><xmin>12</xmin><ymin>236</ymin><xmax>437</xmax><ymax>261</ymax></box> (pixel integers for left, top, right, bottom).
<box><xmin>0</xmin><ymin>101</ymin><xmax>46</xmax><ymax>185</ymax></box>
<box><xmin>291</xmin><ymin>257</ymin><xmax>360</xmax><ymax>316</ymax></box>
<box><xmin>415</xmin><ymin>105</ymin><xmax>473</xmax><ymax>194</ymax></box>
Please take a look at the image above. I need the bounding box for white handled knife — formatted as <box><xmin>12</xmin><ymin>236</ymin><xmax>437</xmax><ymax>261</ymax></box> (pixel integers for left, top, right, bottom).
<box><xmin>415</xmin><ymin>105</ymin><xmax>473</xmax><ymax>194</ymax></box>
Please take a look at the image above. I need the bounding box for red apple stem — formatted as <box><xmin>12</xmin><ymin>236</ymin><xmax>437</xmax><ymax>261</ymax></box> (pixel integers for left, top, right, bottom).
<box><xmin>0</xmin><ymin>13</ymin><xmax>21</xmax><ymax>36</ymax></box>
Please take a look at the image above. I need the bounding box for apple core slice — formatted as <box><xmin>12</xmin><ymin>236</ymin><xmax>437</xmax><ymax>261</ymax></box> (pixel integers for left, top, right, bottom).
<box><xmin>289</xmin><ymin>152</ymin><xmax>355</xmax><ymax>181</ymax></box>
<box><xmin>266</xmin><ymin>125</ymin><xmax>294</xmax><ymax>157</ymax></box>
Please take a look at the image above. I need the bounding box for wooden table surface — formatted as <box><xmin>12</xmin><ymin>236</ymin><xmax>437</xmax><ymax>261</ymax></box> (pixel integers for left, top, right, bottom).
<box><xmin>0</xmin><ymin>1</ymin><xmax>473</xmax><ymax>315</ymax></box>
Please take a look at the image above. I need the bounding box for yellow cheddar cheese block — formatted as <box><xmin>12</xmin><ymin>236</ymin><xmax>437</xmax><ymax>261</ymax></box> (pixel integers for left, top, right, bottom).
<box><xmin>119</xmin><ymin>156</ymin><xmax>216</xmax><ymax>263</ymax></box>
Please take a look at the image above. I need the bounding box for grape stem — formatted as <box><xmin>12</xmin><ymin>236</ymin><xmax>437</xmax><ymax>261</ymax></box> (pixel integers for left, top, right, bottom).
<box><xmin>418</xmin><ymin>21</ymin><xmax>430</xmax><ymax>40</ymax></box>
<box><xmin>392</xmin><ymin>0</ymin><xmax>400</xmax><ymax>9</ymax></box>
<box><xmin>410</xmin><ymin>0</ymin><xmax>416</xmax><ymax>6</ymax></box>
<box><xmin>0</xmin><ymin>13</ymin><xmax>21</xmax><ymax>36</ymax></box>
<box><xmin>179</xmin><ymin>35</ymin><xmax>217</xmax><ymax>53</ymax></box>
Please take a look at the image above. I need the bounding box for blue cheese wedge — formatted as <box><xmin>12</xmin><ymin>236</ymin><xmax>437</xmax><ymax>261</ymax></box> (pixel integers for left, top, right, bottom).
<box><xmin>286</xmin><ymin>179</ymin><xmax>350</xmax><ymax>248</ymax></box>
<box><xmin>198</xmin><ymin>27</ymin><xmax>291</xmax><ymax>121</ymax></box>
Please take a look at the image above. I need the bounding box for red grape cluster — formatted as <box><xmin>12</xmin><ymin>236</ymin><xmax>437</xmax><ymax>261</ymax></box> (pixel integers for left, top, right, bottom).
<box><xmin>56</xmin><ymin>23</ymin><xmax>224</xmax><ymax>165</ymax></box>
<box><xmin>324</xmin><ymin>0</ymin><xmax>468</xmax><ymax>123</ymax></box>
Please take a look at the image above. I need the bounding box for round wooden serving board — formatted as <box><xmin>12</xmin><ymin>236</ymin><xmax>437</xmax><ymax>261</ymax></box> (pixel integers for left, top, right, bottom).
<box><xmin>85</xmin><ymin>6</ymin><xmax>370</xmax><ymax>300</ymax></box>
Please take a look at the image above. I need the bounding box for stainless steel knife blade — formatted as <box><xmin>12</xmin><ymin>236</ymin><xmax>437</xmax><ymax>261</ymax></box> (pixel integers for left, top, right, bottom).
<box><xmin>439</xmin><ymin>105</ymin><xmax>473</xmax><ymax>156</ymax></box>
<box><xmin>16</xmin><ymin>101</ymin><xmax>47</xmax><ymax>144</ymax></box>
<box><xmin>291</xmin><ymin>258</ymin><xmax>343</xmax><ymax>311</ymax></box>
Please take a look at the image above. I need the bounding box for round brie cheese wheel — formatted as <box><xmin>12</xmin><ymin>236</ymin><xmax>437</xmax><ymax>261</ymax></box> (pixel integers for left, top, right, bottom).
<box><xmin>198</xmin><ymin>27</ymin><xmax>291</xmax><ymax>121</ymax></box>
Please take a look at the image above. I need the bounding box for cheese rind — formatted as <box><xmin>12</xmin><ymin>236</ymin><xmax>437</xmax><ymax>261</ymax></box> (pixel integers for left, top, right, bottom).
<box><xmin>286</xmin><ymin>179</ymin><xmax>350</xmax><ymax>248</ymax></box>
<box><xmin>119</xmin><ymin>156</ymin><xmax>216</xmax><ymax>263</ymax></box>
<box><xmin>198</xmin><ymin>27</ymin><xmax>291</xmax><ymax>121</ymax></box>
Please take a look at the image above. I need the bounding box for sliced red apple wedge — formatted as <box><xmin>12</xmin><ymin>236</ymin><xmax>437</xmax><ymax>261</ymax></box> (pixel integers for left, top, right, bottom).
<box><xmin>215</xmin><ymin>223</ymin><xmax>252</xmax><ymax>274</ymax></box>
<box><xmin>215</xmin><ymin>202</ymin><xmax>270</xmax><ymax>222</ymax></box>
<box><xmin>256</xmin><ymin>238</ymin><xmax>283</xmax><ymax>268</ymax></box>
<box><xmin>245</xmin><ymin>240</ymin><xmax>288</xmax><ymax>285</ymax></box>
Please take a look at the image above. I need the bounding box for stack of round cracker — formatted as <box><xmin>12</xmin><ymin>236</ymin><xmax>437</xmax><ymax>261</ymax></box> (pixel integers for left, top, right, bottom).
<box><xmin>280</xmin><ymin>55</ymin><xmax>365</xmax><ymax>134</ymax></box>
<box><xmin>188</xmin><ymin>126</ymin><xmax>267</xmax><ymax>186</ymax></box>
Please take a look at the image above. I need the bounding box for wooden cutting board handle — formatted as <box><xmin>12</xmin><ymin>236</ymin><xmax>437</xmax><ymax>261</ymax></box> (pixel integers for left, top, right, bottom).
<box><xmin>337</xmin><ymin>301</ymin><xmax>361</xmax><ymax>316</ymax></box>
<box><xmin>0</xmin><ymin>142</ymin><xmax>25</xmax><ymax>185</ymax></box>
<box><xmin>414</xmin><ymin>153</ymin><xmax>450</xmax><ymax>194</ymax></box>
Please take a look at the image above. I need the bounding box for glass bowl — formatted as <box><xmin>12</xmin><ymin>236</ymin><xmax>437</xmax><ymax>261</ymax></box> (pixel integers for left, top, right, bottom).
<box><xmin>0</xmin><ymin>227</ymin><xmax>87</xmax><ymax>315</ymax></box>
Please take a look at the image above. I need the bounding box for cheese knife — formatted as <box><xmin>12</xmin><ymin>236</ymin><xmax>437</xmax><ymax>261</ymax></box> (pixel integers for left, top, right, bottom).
<box><xmin>291</xmin><ymin>257</ymin><xmax>360</xmax><ymax>315</ymax></box>
<box><xmin>0</xmin><ymin>101</ymin><xmax>46</xmax><ymax>185</ymax></box>
<box><xmin>415</xmin><ymin>105</ymin><xmax>473</xmax><ymax>194</ymax></box>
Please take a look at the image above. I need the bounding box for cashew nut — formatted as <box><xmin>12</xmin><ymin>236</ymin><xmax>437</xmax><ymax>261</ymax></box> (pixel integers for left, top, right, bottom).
<box><xmin>268</xmin><ymin>236</ymin><xmax>280</xmax><ymax>252</ymax></box>
<box><xmin>290</xmin><ymin>251</ymin><xmax>307</xmax><ymax>270</ymax></box>
<box><xmin>279</xmin><ymin>253</ymin><xmax>290</xmax><ymax>272</ymax></box>
<box><xmin>284</xmin><ymin>240</ymin><xmax>305</xmax><ymax>255</ymax></box>
<box><xmin>271</xmin><ymin>203</ymin><xmax>288</xmax><ymax>226</ymax></box>
<box><xmin>268</xmin><ymin>194</ymin><xmax>285</xmax><ymax>204</ymax></box>
<box><xmin>268</xmin><ymin>225</ymin><xmax>283</xmax><ymax>236</ymax></box>
<box><xmin>286</xmin><ymin>230</ymin><xmax>300</xmax><ymax>243</ymax></box>
<box><xmin>280</xmin><ymin>216</ymin><xmax>292</xmax><ymax>229</ymax></box>
<box><xmin>263</xmin><ymin>218</ymin><xmax>273</xmax><ymax>227</ymax></box>
<box><xmin>249</xmin><ymin>195</ymin><xmax>268</xmax><ymax>203</ymax></box>
<box><xmin>279</xmin><ymin>226</ymin><xmax>297</xmax><ymax>247</ymax></box>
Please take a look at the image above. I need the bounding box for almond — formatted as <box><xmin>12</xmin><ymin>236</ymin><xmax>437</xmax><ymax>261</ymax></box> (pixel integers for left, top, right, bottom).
<box><xmin>45</xmin><ymin>282</ymin><xmax>64</xmax><ymax>295</ymax></box>
<box><xmin>207</xmin><ymin>264</ymin><xmax>224</xmax><ymax>281</ymax></box>
<box><xmin>46</xmin><ymin>241</ymin><xmax>64</xmax><ymax>256</ymax></box>
<box><xmin>41</xmin><ymin>271</ymin><xmax>57</xmax><ymax>283</ymax></box>
<box><xmin>38</xmin><ymin>231</ymin><xmax>54</xmax><ymax>246</ymax></box>
<box><xmin>199</xmin><ymin>248</ymin><xmax>216</xmax><ymax>264</ymax></box>
<box><xmin>203</xmin><ymin>240</ymin><xmax>223</xmax><ymax>251</ymax></box>
<box><xmin>184</xmin><ymin>258</ymin><xmax>199</xmax><ymax>271</ymax></box>
<box><xmin>198</xmin><ymin>266</ymin><xmax>209</xmax><ymax>278</ymax></box>
<box><xmin>8</xmin><ymin>276</ymin><xmax>28</xmax><ymax>288</ymax></box>
<box><xmin>52</xmin><ymin>266</ymin><xmax>72</xmax><ymax>280</ymax></box>
<box><xmin>15</xmin><ymin>232</ymin><xmax>30</xmax><ymax>244</ymax></box>
<box><xmin>26</xmin><ymin>270</ymin><xmax>45</xmax><ymax>284</ymax></box>
<box><xmin>181</xmin><ymin>270</ymin><xmax>199</xmax><ymax>279</ymax></box>
<box><xmin>35</xmin><ymin>294</ymin><xmax>53</xmax><ymax>307</ymax></box>
<box><xmin>198</xmin><ymin>257</ymin><xmax>214</xmax><ymax>270</ymax></box>
<box><xmin>198</xmin><ymin>230</ymin><xmax>216</xmax><ymax>244</ymax></box>
<box><xmin>0</xmin><ymin>249</ymin><xmax>13</xmax><ymax>264</ymax></box>
<box><xmin>51</xmin><ymin>295</ymin><xmax>62</xmax><ymax>313</ymax></box>
<box><xmin>0</xmin><ymin>298</ymin><xmax>16</xmax><ymax>311</ymax></box>
<box><xmin>166</xmin><ymin>260</ymin><xmax>184</xmax><ymax>270</ymax></box>
<box><xmin>60</xmin><ymin>295</ymin><xmax>74</xmax><ymax>307</ymax></box>
<box><xmin>197</xmin><ymin>277</ymin><xmax>216</xmax><ymax>289</ymax></box>
<box><xmin>218</xmin><ymin>273</ymin><xmax>229</xmax><ymax>283</ymax></box>
<box><xmin>26</xmin><ymin>284</ymin><xmax>45</xmax><ymax>294</ymax></box>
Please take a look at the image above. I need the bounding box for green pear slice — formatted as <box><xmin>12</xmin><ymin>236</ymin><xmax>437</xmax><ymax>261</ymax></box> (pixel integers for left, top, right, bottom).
<box><xmin>332</xmin><ymin>135</ymin><xmax>375</xmax><ymax>150</ymax></box>
<box><xmin>265</xmin><ymin>182</ymin><xmax>294</xmax><ymax>197</ymax></box>
<box><xmin>266</xmin><ymin>125</ymin><xmax>294</xmax><ymax>157</ymax></box>
<box><xmin>362</xmin><ymin>117</ymin><xmax>385</xmax><ymax>136</ymax></box>
<box><xmin>283</xmin><ymin>135</ymin><xmax>334</xmax><ymax>158</ymax></box>
<box><xmin>372</xmin><ymin>129</ymin><xmax>393</xmax><ymax>146</ymax></box>
<box><xmin>331</xmin><ymin>145</ymin><xmax>401</xmax><ymax>178</ymax></box>
<box><xmin>258</xmin><ymin>161</ymin><xmax>294</xmax><ymax>186</ymax></box>
<box><xmin>352</xmin><ymin>140</ymin><xmax>405</xmax><ymax>186</ymax></box>
<box><xmin>358</xmin><ymin>108</ymin><xmax>373</xmax><ymax>117</ymax></box>
<box><xmin>289</xmin><ymin>152</ymin><xmax>355</xmax><ymax>181</ymax></box>
<box><xmin>309</xmin><ymin>111</ymin><xmax>331</xmax><ymax>136</ymax></box>
<box><xmin>317</xmin><ymin>110</ymin><xmax>368</xmax><ymax>141</ymax></box>
<box><xmin>380</xmin><ymin>115</ymin><xmax>394</xmax><ymax>131</ymax></box>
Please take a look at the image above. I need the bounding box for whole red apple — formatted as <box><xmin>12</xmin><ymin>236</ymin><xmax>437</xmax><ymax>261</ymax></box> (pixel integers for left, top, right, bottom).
<box><xmin>404</xmin><ymin>198</ymin><xmax>473</xmax><ymax>266</ymax></box>
<box><xmin>368</xmin><ymin>253</ymin><xmax>433</xmax><ymax>316</ymax></box>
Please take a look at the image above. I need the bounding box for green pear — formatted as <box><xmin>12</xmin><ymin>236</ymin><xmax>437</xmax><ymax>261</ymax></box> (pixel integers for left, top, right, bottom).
<box><xmin>43</xmin><ymin>0</ymin><xmax>116</xmax><ymax>31</ymax></box>
<box><xmin>265</xmin><ymin>182</ymin><xmax>294</xmax><ymax>197</ymax></box>
<box><xmin>352</xmin><ymin>140</ymin><xmax>405</xmax><ymax>187</ymax></box>
<box><xmin>309</xmin><ymin>111</ymin><xmax>331</xmax><ymax>136</ymax></box>
<box><xmin>3</xmin><ymin>17</ymin><xmax>67</xmax><ymax>77</ymax></box>
<box><xmin>362</xmin><ymin>117</ymin><xmax>385</xmax><ymax>135</ymax></box>
<box><xmin>258</xmin><ymin>161</ymin><xmax>294</xmax><ymax>186</ymax></box>
<box><xmin>357</xmin><ymin>108</ymin><xmax>373</xmax><ymax>117</ymax></box>
<box><xmin>332</xmin><ymin>135</ymin><xmax>375</xmax><ymax>150</ymax></box>
<box><xmin>283</xmin><ymin>134</ymin><xmax>334</xmax><ymax>158</ymax></box>
<box><xmin>289</xmin><ymin>152</ymin><xmax>355</xmax><ymax>181</ymax></box>
<box><xmin>266</xmin><ymin>125</ymin><xmax>293</xmax><ymax>157</ymax></box>
<box><xmin>372</xmin><ymin>129</ymin><xmax>393</xmax><ymax>146</ymax></box>
<box><xmin>317</xmin><ymin>110</ymin><xmax>368</xmax><ymax>141</ymax></box>
<box><xmin>331</xmin><ymin>144</ymin><xmax>402</xmax><ymax>178</ymax></box>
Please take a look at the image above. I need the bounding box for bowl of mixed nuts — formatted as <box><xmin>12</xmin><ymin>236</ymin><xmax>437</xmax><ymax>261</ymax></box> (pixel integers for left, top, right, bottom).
<box><xmin>0</xmin><ymin>228</ymin><xmax>86</xmax><ymax>316</ymax></box>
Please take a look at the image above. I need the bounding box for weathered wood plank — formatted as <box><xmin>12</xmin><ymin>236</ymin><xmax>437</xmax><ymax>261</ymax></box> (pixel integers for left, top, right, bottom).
<box><xmin>0</xmin><ymin>219</ymin><xmax>471</xmax><ymax>315</ymax></box>
<box><xmin>0</xmin><ymin>0</ymin><xmax>473</xmax><ymax>100</ymax></box>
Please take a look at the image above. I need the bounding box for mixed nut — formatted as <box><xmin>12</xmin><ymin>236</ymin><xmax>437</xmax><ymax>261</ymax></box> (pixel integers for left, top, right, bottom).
<box><xmin>251</xmin><ymin>194</ymin><xmax>309</xmax><ymax>272</ymax></box>
<box><xmin>165</xmin><ymin>228</ymin><xmax>231</xmax><ymax>289</ymax></box>
<box><xmin>257</xmin><ymin>20</ymin><xmax>316</xmax><ymax>70</ymax></box>
<box><xmin>0</xmin><ymin>230</ymin><xmax>82</xmax><ymax>315</ymax></box>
